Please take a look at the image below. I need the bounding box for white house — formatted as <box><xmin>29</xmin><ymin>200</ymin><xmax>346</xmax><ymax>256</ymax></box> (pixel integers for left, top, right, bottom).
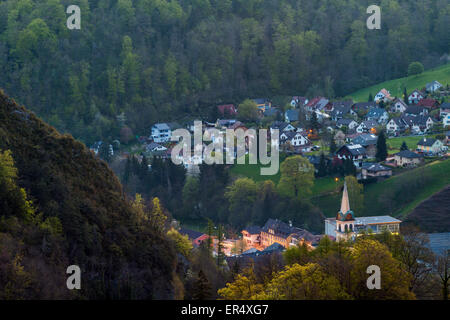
<box><xmin>374</xmin><ymin>89</ymin><xmax>393</xmax><ymax>103</ymax></box>
<box><xmin>356</xmin><ymin>120</ymin><xmax>378</xmax><ymax>134</ymax></box>
<box><xmin>386</xmin><ymin>117</ymin><xmax>407</xmax><ymax>134</ymax></box>
<box><xmin>146</xmin><ymin>142</ymin><xmax>167</xmax><ymax>152</ymax></box>
<box><xmin>391</xmin><ymin>98</ymin><xmax>408</xmax><ymax>113</ymax></box>
<box><xmin>280</xmin><ymin>131</ymin><xmax>309</xmax><ymax>146</ymax></box>
<box><xmin>151</xmin><ymin>123</ymin><xmax>172</xmax><ymax>143</ymax></box>
<box><xmin>408</xmin><ymin>90</ymin><xmax>424</xmax><ymax>104</ymax></box>
<box><xmin>336</xmin><ymin>118</ymin><xmax>358</xmax><ymax>130</ymax></box>
<box><xmin>426</xmin><ymin>81</ymin><xmax>443</xmax><ymax>93</ymax></box>
<box><xmin>444</xmin><ymin>114</ymin><xmax>450</xmax><ymax>128</ymax></box>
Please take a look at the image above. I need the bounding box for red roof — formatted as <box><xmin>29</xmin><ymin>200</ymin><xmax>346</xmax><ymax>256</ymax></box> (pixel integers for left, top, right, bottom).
<box><xmin>306</xmin><ymin>97</ymin><xmax>322</xmax><ymax>107</ymax></box>
<box><xmin>417</xmin><ymin>99</ymin><xmax>438</xmax><ymax>108</ymax></box>
<box><xmin>217</xmin><ymin>104</ymin><xmax>237</xmax><ymax>116</ymax></box>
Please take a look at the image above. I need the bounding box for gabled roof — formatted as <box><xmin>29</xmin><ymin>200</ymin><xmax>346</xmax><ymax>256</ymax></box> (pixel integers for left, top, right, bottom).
<box><xmin>409</xmin><ymin>89</ymin><xmax>425</xmax><ymax>97</ymax></box>
<box><xmin>353</xmin><ymin>101</ymin><xmax>377</xmax><ymax>110</ymax></box>
<box><xmin>364</xmin><ymin>163</ymin><xmax>391</xmax><ymax>172</ymax></box>
<box><xmin>270</xmin><ymin>121</ymin><xmax>291</xmax><ymax>131</ymax></box>
<box><xmin>338</xmin><ymin>144</ymin><xmax>366</xmax><ymax>156</ymax></box>
<box><xmin>179</xmin><ymin>228</ymin><xmax>206</xmax><ymax>240</ymax></box>
<box><xmin>359</xmin><ymin>120</ymin><xmax>378</xmax><ymax>128</ymax></box>
<box><xmin>418</xmin><ymin>137</ymin><xmax>438</xmax><ymax>147</ymax></box>
<box><xmin>243</xmin><ymin>226</ymin><xmax>262</xmax><ymax>234</ymax></box>
<box><xmin>262</xmin><ymin>243</ymin><xmax>285</xmax><ymax>253</ymax></box>
<box><xmin>336</xmin><ymin>118</ymin><xmax>356</xmax><ymax>126</ymax></box>
<box><xmin>426</xmin><ymin>80</ymin><xmax>442</xmax><ymax>88</ymax></box>
<box><xmin>366</xmin><ymin>107</ymin><xmax>387</xmax><ymax>118</ymax></box>
<box><xmin>285</xmin><ymin>109</ymin><xmax>300</xmax><ymax>121</ymax></box>
<box><xmin>417</xmin><ymin>98</ymin><xmax>438</xmax><ymax>108</ymax></box>
<box><xmin>393</xmin><ymin>98</ymin><xmax>408</xmax><ymax>107</ymax></box>
<box><xmin>395</xmin><ymin>150</ymin><xmax>423</xmax><ymax>158</ymax></box>
<box><xmin>292</xmin><ymin>96</ymin><xmax>308</xmax><ymax>105</ymax></box>
<box><xmin>351</xmin><ymin>134</ymin><xmax>378</xmax><ymax>146</ymax></box>
<box><xmin>153</xmin><ymin>123</ymin><xmax>170</xmax><ymax>130</ymax></box>
<box><xmin>440</xmin><ymin>102</ymin><xmax>450</xmax><ymax>110</ymax></box>
<box><xmin>389</xmin><ymin>117</ymin><xmax>407</xmax><ymax>127</ymax></box>
<box><xmin>405</xmin><ymin>105</ymin><xmax>427</xmax><ymax>115</ymax></box>
<box><xmin>264</xmin><ymin>107</ymin><xmax>280</xmax><ymax>117</ymax></box>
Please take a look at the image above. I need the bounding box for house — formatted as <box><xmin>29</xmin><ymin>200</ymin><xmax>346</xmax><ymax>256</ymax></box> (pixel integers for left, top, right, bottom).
<box><xmin>151</xmin><ymin>123</ymin><xmax>172</xmax><ymax>143</ymax></box>
<box><xmin>408</xmin><ymin>89</ymin><xmax>425</xmax><ymax>104</ymax></box>
<box><xmin>336</xmin><ymin>118</ymin><xmax>358</xmax><ymax>130</ymax></box>
<box><xmin>445</xmin><ymin>114</ymin><xmax>450</xmax><ymax>128</ymax></box>
<box><xmin>417</xmin><ymin>137</ymin><xmax>444</xmax><ymax>155</ymax></box>
<box><xmin>386</xmin><ymin>117</ymin><xmax>407</xmax><ymax>135</ymax></box>
<box><xmin>330</xmin><ymin>101</ymin><xmax>353</xmax><ymax>121</ymax></box>
<box><xmin>315</xmin><ymin>98</ymin><xmax>332</xmax><ymax>112</ymax></box>
<box><xmin>426</xmin><ymin>80</ymin><xmax>443</xmax><ymax>93</ymax></box>
<box><xmin>280</xmin><ymin>131</ymin><xmax>309</xmax><ymax>147</ymax></box>
<box><xmin>374</xmin><ymin>89</ymin><xmax>393</xmax><ymax>103</ymax></box>
<box><xmin>217</xmin><ymin>104</ymin><xmax>237</xmax><ymax>116</ymax></box>
<box><xmin>290</xmin><ymin>96</ymin><xmax>308</xmax><ymax>107</ymax></box>
<box><xmin>216</xmin><ymin>119</ymin><xmax>237</xmax><ymax>129</ymax></box>
<box><xmin>391</xmin><ymin>98</ymin><xmax>408</xmax><ymax>113</ymax></box>
<box><xmin>335</xmin><ymin>144</ymin><xmax>367</xmax><ymax>167</ymax></box>
<box><xmin>405</xmin><ymin>105</ymin><xmax>429</xmax><ymax>117</ymax></box>
<box><xmin>305</xmin><ymin>97</ymin><xmax>322</xmax><ymax>112</ymax></box>
<box><xmin>242</xmin><ymin>226</ymin><xmax>262</xmax><ymax>250</ymax></box>
<box><xmin>179</xmin><ymin>228</ymin><xmax>209</xmax><ymax>247</ymax></box>
<box><xmin>259</xmin><ymin>219</ymin><xmax>320</xmax><ymax>249</ymax></box>
<box><xmin>402</xmin><ymin>115</ymin><xmax>434</xmax><ymax>133</ymax></box>
<box><xmin>365</xmin><ymin>107</ymin><xmax>389</xmax><ymax>123</ymax></box>
<box><xmin>325</xmin><ymin>182</ymin><xmax>401</xmax><ymax>241</ymax></box>
<box><xmin>417</xmin><ymin>98</ymin><xmax>439</xmax><ymax>110</ymax></box>
<box><xmin>440</xmin><ymin>103</ymin><xmax>450</xmax><ymax>119</ymax></box>
<box><xmin>361</xmin><ymin>163</ymin><xmax>392</xmax><ymax>179</ymax></box>
<box><xmin>146</xmin><ymin>142</ymin><xmax>167</xmax><ymax>153</ymax></box>
<box><xmin>270</xmin><ymin>121</ymin><xmax>296</xmax><ymax>133</ymax></box>
<box><xmin>356</xmin><ymin>120</ymin><xmax>378</xmax><ymax>134</ymax></box>
<box><xmin>351</xmin><ymin>134</ymin><xmax>378</xmax><ymax>158</ymax></box>
<box><xmin>285</xmin><ymin>109</ymin><xmax>300</xmax><ymax>123</ymax></box>
<box><xmin>445</xmin><ymin>131</ymin><xmax>450</xmax><ymax>145</ymax></box>
<box><xmin>352</xmin><ymin>102</ymin><xmax>377</xmax><ymax>114</ymax></box>
<box><xmin>252</xmin><ymin>98</ymin><xmax>271</xmax><ymax>112</ymax></box>
<box><xmin>394</xmin><ymin>150</ymin><xmax>424</xmax><ymax>167</ymax></box>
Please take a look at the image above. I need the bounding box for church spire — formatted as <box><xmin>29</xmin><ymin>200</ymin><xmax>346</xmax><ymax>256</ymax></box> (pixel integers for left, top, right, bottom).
<box><xmin>340</xmin><ymin>181</ymin><xmax>350</xmax><ymax>214</ymax></box>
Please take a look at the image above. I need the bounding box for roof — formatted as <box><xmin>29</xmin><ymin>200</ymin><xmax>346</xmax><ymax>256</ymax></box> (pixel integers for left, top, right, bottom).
<box><xmin>418</xmin><ymin>137</ymin><xmax>438</xmax><ymax>147</ymax></box>
<box><xmin>264</xmin><ymin>107</ymin><xmax>280</xmax><ymax>117</ymax></box>
<box><xmin>395</xmin><ymin>150</ymin><xmax>423</xmax><ymax>158</ymax></box>
<box><xmin>360</xmin><ymin>120</ymin><xmax>378</xmax><ymax>128</ymax></box>
<box><xmin>291</xmin><ymin>96</ymin><xmax>308</xmax><ymax>105</ymax></box>
<box><xmin>417</xmin><ymin>99</ymin><xmax>438</xmax><ymax>108</ymax></box>
<box><xmin>179</xmin><ymin>228</ymin><xmax>205</xmax><ymax>240</ymax></box>
<box><xmin>217</xmin><ymin>104</ymin><xmax>237</xmax><ymax>115</ymax></box>
<box><xmin>363</xmin><ymin>163</ymin><xmax>391</xmax><ymax>172</ymax></box>
<box><xmin>426</xmin><ymin>80</ymin><xmax>442</xmax><ymax>88</ymax></box>
<box><xmin>270</xmin><ymin>121</ymin><xmax>291</xmax><ymax>131</ymax></box>
<box><xmin>355</xmin><ymin>216</ymin><xmax>401</xmax><ymax>225</ymax></box>
<box><xmin>336</xmin><ymin>118</ymin><xmax>355</xmax><ymax>126</ymax></box>
<box><xmin>243</xmin><ymin>226</ymin><xmax>261</xmax><ymax>234</ymax></box>
<box><xmin>405</xmin><ymin>105</ymin><xmax>427</xmax><ymax>115</ymax></box>
<box><xmin>339</xmin><ymin>144</ymin><xmax>366</xmax><ymax>156</ymax></box>
<box><xmin>262</xmin><ymin>243</ymin><xmax>285</xmax><ymax>253</ymax></box>
<box><xmin>351</xmin><ymin>134</ymin><xmax>377</xmax><ymax>146</ymax></box>
<box><xmin>153</xmin><ymin>123</ymin><xmax>170</xmax><ymax>130</ymax></box>
<box><xmin>285</xmin><ymin>109</ymin><xmax>299</xmax><ymax>121</ymax></box>
<box><xmin>253</xmin><ymin>98</ymin><xmax>270</xmax><ymax>105</ymax></box>
<box><xmin>366</xmin><ymin>107</ymin><xmax>387</xmax><ymax>118</ymax></box>
<box><xmin>440</xmin><ymin>102</ymin><xmax>450</xmax><ymax>110</ymax></box>
<box><xmin>390</xmin><ymin>117</ymin><xmax>407</xmax><ymax>127</ymax></box>
<box><xmin>147</xmin><ymin>142</ymin><xmax>165</xmax><ymax>150</ymax></box>
<box><xmin>353</xmin><ymin>102</ymin><xmax>377</xmax><ymax>110</ymax></box>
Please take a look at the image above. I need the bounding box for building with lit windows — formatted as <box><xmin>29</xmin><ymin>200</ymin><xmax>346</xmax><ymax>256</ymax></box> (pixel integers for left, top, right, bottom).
<box><xmin>325</xmin><ymin>182</ymin><xmax>401</xmax><ymax>241</ymax></box>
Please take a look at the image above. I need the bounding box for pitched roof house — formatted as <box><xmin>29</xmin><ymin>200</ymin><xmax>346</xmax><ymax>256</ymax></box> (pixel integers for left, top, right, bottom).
<box><xmin>405</xmin><ymin>105</ymin><xmax>429</xmax><ymax>117</ymax></box>
<box><xmin>365</xmin><ymin>107</ymin><xmax>389</xmax><ymax>123</ymax></box>
<box><xmin>391</xmin><ymin>98</ymin><xmax>408</xmax><ymax>113</ymax></box>
<box><xmin>417</xmin><ymin>98</ymin><xmax>439</xmax><ymax>110</ymax></box>
<box><xmin>417</xmin><ymin>137</ymin><xmax>444</xmax><ymax>155</ymax></box>
<box><xmin>408</xmin><ymin>89</ymin><xmax>425</xmax><ymax>104</ymax></box>
<box><xmin>285</xmin><ymin>109</ymin><xmax>300</xmax><ymax>122</ymax></box>
<box><xmin>356</xmin><ymin>120</ymin><xmax>378</xmax><ymax>133</ymax></box>
<box><xmin>394</xmin><ymin>150</ymin><xmax>424</xmax><ymax>167</ymax></box>
<box><xmin>290</xmin><ymin>96</ymin><xmax>308</xmax><ymax>107</ymax></box>
<box><xmin>426</xmin><ymin>80</ymin><xmax>442</xmax><ymax>93</ymax></box>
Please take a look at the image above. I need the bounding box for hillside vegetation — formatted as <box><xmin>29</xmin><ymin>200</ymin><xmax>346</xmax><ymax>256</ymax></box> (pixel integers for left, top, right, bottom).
<box><xmin>347</xmin><ymin>63</ymin><xmax>450</xmax><ymax>102</ymax></box>
<box><xmin>0</xmin><ymin>0</ymin><xmax>448</xmax><ymax>145</ymax></box>
<box><xmin>0</xmin><ymin>90</ymin><xmax>177</xmax><ymax>299</ymax></box>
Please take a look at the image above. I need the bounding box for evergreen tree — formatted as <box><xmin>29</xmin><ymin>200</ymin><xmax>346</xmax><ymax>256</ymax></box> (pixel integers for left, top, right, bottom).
<box><xmin>368</xmin><ymin>93</ymin><xmax>373</xmax><ymax>102</ymax></box>
<box><xmin>329</xmin><ymin>138</ymin><xmax>337</xmax><ymax>155</ymax></box>
<box><xmin>376</xmin><ymin>131</ymin><xmax>388</xmax><ymax>162</ymax></box>
<box><xmin>192</xmin><ymin>270</ymin><xmax>211</xmax><ymax>300</ymax></box>
<box><xmin>317</xmin><ymin>153</ymin><xmax>327</xmax><ymax>177</ymax></box>
<box><xmin>400</xmin><ymin>141</ymin><xmax>409</xmax><ymax>151</ymax></box>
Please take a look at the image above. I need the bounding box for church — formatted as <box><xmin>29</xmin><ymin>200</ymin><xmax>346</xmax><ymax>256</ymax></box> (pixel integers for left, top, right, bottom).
<box><xmin>325</xmin><ymin>182</ymin><xmax>401</xmax><ymax>241</ymax></box>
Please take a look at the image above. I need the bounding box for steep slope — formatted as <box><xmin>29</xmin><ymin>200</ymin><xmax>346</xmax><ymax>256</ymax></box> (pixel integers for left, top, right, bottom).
<box><xmin>0</xmin><ymin>90</ymin><xmax>176</xmax><ymax>299</ymax></box>
<box><xmin>404</xmin><ymin>185</ymin><xmax>450</xmax><ymax>233</ymax></box>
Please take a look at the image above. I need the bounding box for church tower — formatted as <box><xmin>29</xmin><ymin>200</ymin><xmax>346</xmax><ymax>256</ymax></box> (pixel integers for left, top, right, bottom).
<box><xmin>335</xmin><ymin>181</ymin><xmax>355</xmax><ymax>241</ymax></box>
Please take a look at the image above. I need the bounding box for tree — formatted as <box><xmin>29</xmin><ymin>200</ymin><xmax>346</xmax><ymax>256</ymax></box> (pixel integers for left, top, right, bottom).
<box><xmin>368</xmin><ymin>93</ymin><xmax>373</xmax><ymax>102</ymax></box>
<box><xmin>255</xmin><ymin>263</ymin><xmax>351</xmax><ymax>300</ymax></box>
<box><xmin>345</xmin><ymin>176</ymin><xmax>364</xmax><ymax>214</ymax></box>
<box><xmin>436</xmin><ymin>250</ymin><xmax>449</xmax><ymax>300</ymax></box>
<box><xmin>218</xmin><ymin>270</ymin><xmax>263</xmax><ymax>300</ymax></box>
<box><xmin>277</xmin><ymin>156</ymin><xmax>315</xmax><ymax>200</ymax></box>
<box><xmin>167</xmin><ymin>228</ymin><xmax>193</xmax><ymax>257</ymax></box>
<box><xmin>376</xmin><ymin>131</ymin><xmax>388</xmax><ymax>162</ymax></box>
<box><xmin>408</xmin><ymin>62</ymin><xmax>424</xmax><ymax>76</ymax></box>
<box><xmin>350</xmin><ymin>239</ymin><xmax>415</xmax><ymax>300</ymax></box>
<box><xmin>225</xmin><ymin>178</ymin><xmax>257</xmax><ymax>228</ymax></box>
<box><xmin>120</xmin><ymin>126</ymin><xmax>133</xmax><ymax>144</ymax></box>
<box><xmin>329</xmin><ymin>137</ymin><xmax>337</xmax><ymax>155</ymax></box>
<box><xmin>237</xmin><ymin>99</ymin><xmax>259</xmax><ymax>122</ymax></box>
<box><xmin>309</xmin><ymin>111</ymin><xmax>319</xmax><ymax>131</ymax></box>
<box><xmin>400</xmin><ymin>141</ymin><xmax>409</xmax><ymax>151</ymax></box>
<box><xmin>192</xmin><ymin>270</ymin><xmax>212</xmax><ymax>300</ymax></box>
<box><xmin>317</xmin><ymin>153</ymin><xmax>328</xmax><ymax>177</ymax></box>
<box><xmin>182</xmin><ymin>176</ymin><xmax>200</xmax><ymax>218</ymax></box>
<box><xmin>150</xmin><ymin>197</ymin><xmax>167</xmax><ymax>233</ymax></box>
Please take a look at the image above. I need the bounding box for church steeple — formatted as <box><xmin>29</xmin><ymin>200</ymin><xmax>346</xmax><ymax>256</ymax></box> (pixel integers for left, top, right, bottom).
<box><xmin>340</xmin><ymin>181</ymin><xmax>350</xmax><ymax>214</ymax></box>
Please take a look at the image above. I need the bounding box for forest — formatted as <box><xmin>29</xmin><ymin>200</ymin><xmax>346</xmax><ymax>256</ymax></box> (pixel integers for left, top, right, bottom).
<box><xmin>0</xmin><ymin>0</ymin><xmax>448</xmax><ymax>146</ymax></box>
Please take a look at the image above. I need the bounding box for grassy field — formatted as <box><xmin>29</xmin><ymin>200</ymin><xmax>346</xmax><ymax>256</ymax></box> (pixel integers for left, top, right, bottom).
<box><xmin>313</xmin><ymin>159</ymin><xmax>450</xmax><ymax>219</ymax></box>
<box><xmin>386</xmin><ymin>134</ymin><xmax>436</xmax><ymax>154</ymax></box>
<box><xmin>346</xmin><ymin>63</ymin><xmax>450</xmax><ymax>102</ymax></box>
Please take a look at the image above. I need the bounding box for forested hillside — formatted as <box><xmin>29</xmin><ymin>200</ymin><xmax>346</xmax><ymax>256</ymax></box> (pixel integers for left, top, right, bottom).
<box><xmin>0</xmin><ymin>0</ymin><xmax>448</xmax><ymax>144</ymax></box>
<box><xmin>0</xmin><ymin>90</ymin><xmax>177</xmax><ymax>299</ymax></box>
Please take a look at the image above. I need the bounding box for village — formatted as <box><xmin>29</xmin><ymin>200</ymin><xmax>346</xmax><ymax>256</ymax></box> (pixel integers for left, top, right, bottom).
<box><xmin>98</xmin><ymin>80</ymin><xmax>450</xmax><ymax>264</ymax></box>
